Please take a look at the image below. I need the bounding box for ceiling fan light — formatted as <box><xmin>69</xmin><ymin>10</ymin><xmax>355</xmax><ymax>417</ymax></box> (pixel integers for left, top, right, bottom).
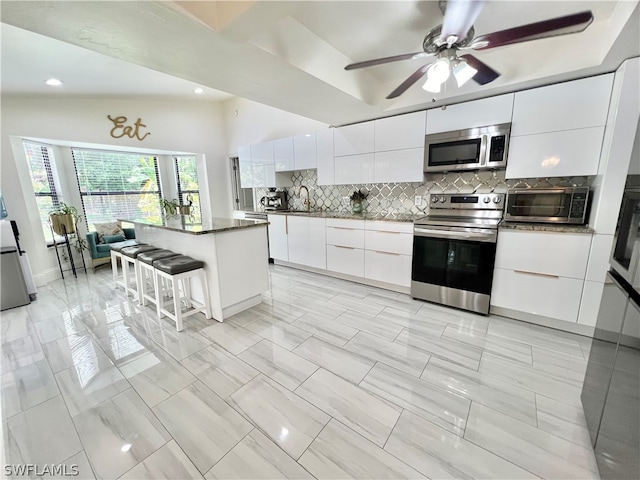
<box><xmin>453</xmin><ymin>60</ymin><xmax>478</xmax><ymax>87</ymax></box>
<box><xmin>422</xmin><ymin>77</ymin><xmax>441</xmax><ymax>93</ymax></box>
<box><xmin>427</xmin><ymin>58</ymin><xmax>450</xmax><ymax>84</ymax></box>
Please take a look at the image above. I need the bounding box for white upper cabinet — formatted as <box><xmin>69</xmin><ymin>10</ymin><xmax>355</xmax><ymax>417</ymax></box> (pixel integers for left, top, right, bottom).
<box><xmin>334</xmin><ymin>121</ymin><xmax>375</xmax><ymax>156</ymax></box>
<box><xmin>273</xmin><ymin>137</ymin><xmax>294</xmax><ymax>171</ymax></box>
<box><xmin>426</xmin><ymin>94</ymin><xmax>514</xmax><ymax>134</ymax></box>
<box><xmin>251</xmin><ymin>163</ymin><xmax>276</xmax><ymax>188</ymax></box>
<box><xmin>334</xmin><ymin>153</ymin><xmax>374</xmax><ymax>185</ymax></box>
<box><xmin>294</xmin><ymin>133</ymin><xmax>317</xmax><ymax>170</ymax></box>
<box><xmin>511</xmin><ymin>74</ymin><xmax>613</xmax><ymax>136</ymax></box>
<box><xmin>374</xmin><ymin>111</ymin><xmax>426</xmax><ymax>151</ymax></box>
<box><xmin>250</xmin><ymin>141</ymin><xmax>275</xmax><ymax>165</ymax></box>
<box><xmin>373</xmin><ymin>148</ymin><xmax>424</xmax><ymax>183</ymax></box>
<box><xmin>316</xmin><ymin>129</ymin><xmax>334</xmax><ymax>185</ymax></box>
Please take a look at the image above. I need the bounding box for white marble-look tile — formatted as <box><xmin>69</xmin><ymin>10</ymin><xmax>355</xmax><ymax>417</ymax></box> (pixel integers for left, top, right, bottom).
<box><xmin>299</xmin><ymin>418</ymin><xmax>425</xmax><ymax>479</ymax></box>
<box><xmin>73</xmin><ymin>388</ymin><xmax>171</xmax><ymax>480</ymax></box>
<box><xmin>147</xmin><ymin>323</ymin><xmax>212</xmax><ymax>361</ymax></box>
<box><xmin>395</xmin><ymin>328</ymin><xmax>483</xmax><ymax>371</ymax></box>
<box><xmin>253</xmin><ymin>299</ymin><xmax>306</xmax><ymax>323</ymax></box>
<box><xmin>364</xmin><ymin>293</ymin><xmax>424</xmax><ymax>314</ymax></box>
<box><xmin>32</xmin><ymin>313</ymin><xmax>88</xmax><ymax>344</ymax></box>
<box><xmin>535</xmin><ymin>394</ymin><xmax>594</xmax><ymax>448</ymax></box>
<box><xmin>291</xmin><ymin>313</ymin><xmax>358</xmax><ymax>346</ymax></box>
<box><xmin>442</xmin><ymin>324</ymin><xmax>533</xmax><ymax>365</ymax></box>
<box><xmin>153</xmin><ymin>381</ymin><xmax>253</xmax><ymax>474</ymax></box>
<box><xmin>244</xmin><ymin>317</ymin><xmax>312</xmax><ymax>351</ymax></box>
<box><xmin>119</xmin><ymin>349</ymin><xmax>196</xmax><ymax>407</ymax></box>
<box><xmin>228</xmin><ymin>375</ymin><xmax>330</xmax><ymax>459</ymax></box>
<box><xmin>1</xmin><ymin>308</ymin><xmax>35</xmax><ymax>343</ymax></box>
<box><xmin>330</xmin><ymin>294</ymin><xmax>386</xmax><ymax>317</ymax></box>
<box><xmin>417</xmin><ymin>303</ymin><xmax>490</xmax><ymax>334</ymax></box>
<box><xmin>385</xmin><ymin>410</ymin><xmax>539</xmax><ymax>480</ymax></box>
<box><xmin>334</xmin><ymin>310</ymin><xmax>404</xmax><ymax>340</ymax></box>
<box><xmin>41</xmin><ymin>332</ymin><xmax>111</xmax><ymax>374</ymax></box>
<box><xmin>55</xmin><ymin>359</ymin><xmax>130</xmax><ymax>417</ymax></box>
<box><xmin>360</xmin><ymin>363</ymin><xmax>470</xmax><ymax>435</ymax></box>
<box><xmin>5</xmin><ymin>396</ymin><xmax>82</xmax><ymax>467</ymax></box>
<box><xmin>1</xmin><ymin>334</ymin><xmax>43</xmax><ymax>373</ymax></box>
<box><xmin>225</xmin><ymin>308</ymin><xmax>267</xmax><ymax>328</ymax></box>
<box><xmin>345</xmin><ymin>331</ymin><xmax>430</xmax><ymax>377</ymax></box>
<box><xmin>119</xmin><ymin>440</ymin><xmax>203</xmax><ymax>480</ymax></box>
<box><xmin>290</xmin><ymin>297</ymin><xmax>348</xmax><ymax>320</ymax></box>
<box><xmin>292</xmin><ymin>336</ymin><xmax>375</xmax><ymax>384</ymax></box>
<box><xmin>56</xmin><ymin>450</ymin><xmax>96</xmax><ymax>480</ymax></box>
<box><xmin>531</xmin><ymin>346</ymin><xmax>588</xmax><ymax>379</ymax></box>
<box><xmin>288</xmin><ymin>283</ymin><xmax>338</xmax><ymax>302</ymax></box>
<box><xmin>180</xmin><ymin>344</ymin><xmax>259</xmax><ymax>398</ymax></box>
<box><xmin>199</xmin><ymin>322</ymin><xmax>262</xmax><ymax>355</ymax></box>
<box><xmin>239</xmin><ymin>340</ymin><xmax>318</xmax><ymax>391</ymax></box>
<box><xmin>464</xmin><ymin>403</ymin><xmax>599</xmax><ymax>479</ymax></box>
<box><xmin>295</xmin><ymin>369</ymin><xmax>400</xmax><ymax>447</ymax></box>
<box><xmin>420</xmin><ymin>357</ymin><xmax>538</xmax><ymax>426</ymax></box>
<box><xmin>375</xmin><ymin>308</ymin><xmax>447</xmax><ymax>337</ymax></box>
<box><xmin>90</xmin><ymin>321</ymin><xmax>158</xmax><ymax>367</ymax></box>
<box><xmin>2</xmin><ymin>358</ymin><xmax>59</xmax><ymax>418</ymax></box>
<box><xmin>204</xmin><ymin>429</ymin><xmax>313</xmax><ymax>480</ymax></box>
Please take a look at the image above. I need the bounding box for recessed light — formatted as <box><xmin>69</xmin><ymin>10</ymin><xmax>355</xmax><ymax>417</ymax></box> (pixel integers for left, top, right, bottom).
<box><xmin>194</xmin><ymin>88</ymin><xmax>204</xmax><ymax>94</ymax></box>
<box><xmin>46</xmin><ymin>78</ymin><xmax>63</xmax><ymax>86</ymax></box>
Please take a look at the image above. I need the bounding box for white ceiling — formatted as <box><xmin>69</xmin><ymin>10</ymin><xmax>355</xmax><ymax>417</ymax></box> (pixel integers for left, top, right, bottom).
<box><xmin>1</xmin><ymin>1</ymin><xmax>639</xmax><ymax>126</ymax></box>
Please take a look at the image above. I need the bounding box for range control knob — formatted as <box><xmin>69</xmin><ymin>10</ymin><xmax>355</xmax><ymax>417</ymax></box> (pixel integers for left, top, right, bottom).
<box><xmin>431</xmin><ymin>197</ymin><xmax>439</xmax><ymax>203</ymax></box>
<box><xmin>439</xmin><ymin>196</ymin><xmax>446</xmax><ymax>203</ymax></box>
<box><xmin>483</xmin><ymin>196</ymin><xmax>491</xmax><ymax>204</ymax></box>
<box><xmin>493</xmin><ymin>196</ymin><xmax>502</xmax><ymax>204</ymax></box>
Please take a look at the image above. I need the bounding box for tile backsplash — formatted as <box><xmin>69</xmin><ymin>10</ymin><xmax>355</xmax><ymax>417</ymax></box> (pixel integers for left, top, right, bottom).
<box><xmin>256</xmin><ymin>170</ymin><xmax>590</xmax><ymax>216</ymax></box>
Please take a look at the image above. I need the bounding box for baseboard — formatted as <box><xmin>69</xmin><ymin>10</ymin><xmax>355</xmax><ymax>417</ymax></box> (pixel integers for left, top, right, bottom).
<box><xmin>33</xmin><ymin>267</ymin><xmax>61</xmax><ymax>286</ymax></box>
<box><xmin>222</xmin><ymin>294</ymin><xmax>262</xmax><ymax>320</ymax></box>
<box><xmin>490</xmin><ymin>306</ymin><xmax>595</xmax><ymax>337</ymax></box>
<box><xmin>272</xmin><ymin>260</ymin><xmax>410</xmax><ymax>294</ymax></box>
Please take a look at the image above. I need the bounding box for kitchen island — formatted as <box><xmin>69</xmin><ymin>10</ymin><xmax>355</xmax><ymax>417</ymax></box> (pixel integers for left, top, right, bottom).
<box><xmin>120</xmin><ymin>216</ymin><xmax>269</xmax><ymax>321</ymax></box>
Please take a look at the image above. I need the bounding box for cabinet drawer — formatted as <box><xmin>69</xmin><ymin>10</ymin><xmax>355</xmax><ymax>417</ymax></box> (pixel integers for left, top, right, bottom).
<box><xmin>326</xmin><ymin>218</ymin><xmax>364</xmax><ymax>229</ymax></box>
<box><xmin>490</xmin><ymin>268</ymin><xmax>583</xmax><ymax>323</ymax></box>
<box><xmin>327</xmin><ymin>225</ymin><xmax>365</xmax><ymax>249</ymax></box>
<box><xmin>495</xmin><ymin>230</ymin><xmax>591</xmax><ymax>279</ymax></box>
<box><xmin>364</xmin><ymin>230</ymin><xmax>412</xmax><ymax>255</ymax></box>
<box><xmin>365</xmin><ymin>220</ymin><xmax>413</xmax><ymax>233</ymax></box>
<box><xmin>327</xmin><ymin>245</ymin><xmax>365</xmax><ymax>277</ymax></box>
<box><xmin>364</xmin><ymin>250</ymin><xmax>411</xmax><ymax>287</ymax></box>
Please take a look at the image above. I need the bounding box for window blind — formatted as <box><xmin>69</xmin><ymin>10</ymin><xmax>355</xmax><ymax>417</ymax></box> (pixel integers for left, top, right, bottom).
<box><xmin>174</xmin><ymin>156</ymin><xmax>202</xmax><ymax>223</ymax></box>
<box><xmin>72</xmin><ymin>149</ymin><xmax>162</xmax><ymax>229</ymax></box>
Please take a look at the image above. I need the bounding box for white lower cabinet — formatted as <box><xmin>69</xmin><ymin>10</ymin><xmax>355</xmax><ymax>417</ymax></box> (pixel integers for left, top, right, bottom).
<box><xmin>287</xmin><ymin>216</ymin><xmax>326</xmax><ymax>269</ymax></box>
<box><xmin>267</xmin><ymin>214</ymin><xmax>288</xmax><ymax>261</ymax></box>
<box><xmin>327</xmin><ymin>245</ymin><xmax>365</xmax><ymax>277</ymax></box>
<box><xmin>364</xmin><ymin>230</ymin><xmax>412</xmax><ymax>255</ymax></box>
<box><xmin>364</xmin><ymin>250</ymin><xmax>412</xmax><ymax>287</ymax></box>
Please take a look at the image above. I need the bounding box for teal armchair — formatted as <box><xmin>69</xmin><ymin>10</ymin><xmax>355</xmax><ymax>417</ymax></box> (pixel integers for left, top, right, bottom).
<box><xmin>86</xmin><ymin>227</ymin><xmax>136</xmax><ymax>271</ymax></box>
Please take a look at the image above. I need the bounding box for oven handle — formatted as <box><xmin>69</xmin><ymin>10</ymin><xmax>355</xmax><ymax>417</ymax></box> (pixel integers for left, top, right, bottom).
<box><xmin>413</xmin><ymin>227</ymin><xmax>496</xmax><ymax>243</ymax></box>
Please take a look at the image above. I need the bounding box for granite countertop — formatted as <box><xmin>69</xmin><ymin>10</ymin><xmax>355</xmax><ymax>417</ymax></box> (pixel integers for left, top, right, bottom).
<box><xmin>500</xmin><ymin>222</ymin><xmax>594</xmax><ymax>234</ymax></box>
<box><xmin>263</xmin><ymin>210</ymin><xmax>422</xmax><ymax>223</ymax></box>
<box><xmin>119</xmin><ymin>217</ymin><xmax>267</xmax><ymax>235</ymax></box>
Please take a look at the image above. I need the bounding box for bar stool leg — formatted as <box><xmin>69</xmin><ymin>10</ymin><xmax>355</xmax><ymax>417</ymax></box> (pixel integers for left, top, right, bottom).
<box><xmin>173</xmin><ymin>277</ymin><xmax>184</xmax><ymax>331</ymax></box>
<box><xmin>200</xmin><ymin>270</ymin><xmax>212</xmax><ymax>319</ymax></box>
<box><xmin>184</xmin><ymin>278</ymin><xmax>192</xmax><ymax>308</ymax></box>
<box><xmin>155</xmin><ymin>269</ymin><xmax>164</xmax><ymax>319</ymax></box>
<box><xmin>135</xmin><ymin>260</ymin><xmax>143</xmax><ymax>304</ymax></box>
<box><xmin>111</xmin><ymin>251</ymin><xmax>118</xmax><ymax>287</ymax></box>
<box><xmin>122</xmin><ymin>258</ymin><xmax>131</xmax><ymax>297</ymax></box>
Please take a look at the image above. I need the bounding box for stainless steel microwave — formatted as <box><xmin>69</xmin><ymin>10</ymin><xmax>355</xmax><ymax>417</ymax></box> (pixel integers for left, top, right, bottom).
<box><xmin>424</xmin><ymin>123</ymin><xmax>511</xmax><ymax>173</ymax></box>
<box><xmin>505</xmin><ymin>186</ymin><xmax>590</xmax><ymax>224</ymax></box>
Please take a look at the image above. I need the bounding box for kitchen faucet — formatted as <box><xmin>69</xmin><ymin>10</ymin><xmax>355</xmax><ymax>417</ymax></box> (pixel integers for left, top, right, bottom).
<box><xmin>298</xmin><ymin>185</ymin><xmax>311</xmax><ymax>211</ymax></box>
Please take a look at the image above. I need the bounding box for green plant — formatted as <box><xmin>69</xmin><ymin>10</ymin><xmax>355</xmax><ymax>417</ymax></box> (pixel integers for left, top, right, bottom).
<box><xmin>49</xmin><ymin>202</ymin><xmax>80</xmax><ymax>219</ymax></box>
<box><xmin>161</xmin><ymin>198</ymin><xmax>180</xmax><ymax>215</ymax></box>
<box><xmin>48</xmin><ymin>202</ymin><xmax>88</xmax><ymax>259</ymax></box>
<box><xmin>349</xmin><ymin>189</ymin><xmax>368</xmax><ymax>202</ymax></box>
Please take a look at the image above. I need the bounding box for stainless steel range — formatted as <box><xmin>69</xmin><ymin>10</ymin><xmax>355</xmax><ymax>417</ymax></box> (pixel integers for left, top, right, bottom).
<box><xmin>411</xmin><ymin>193</ymin><xmax>505</xmax><ymax>315</ymax></box>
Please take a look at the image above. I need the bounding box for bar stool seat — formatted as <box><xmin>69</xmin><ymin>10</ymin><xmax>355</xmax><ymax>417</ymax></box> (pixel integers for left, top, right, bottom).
<box><xmin>111</xmin><ymin>240</ymin><xmax>145</xmax><ymax>288</ymax></box>
<box><xmin>120</xmin><ymin>245</ymin><xmax>160</xmax><ymax>301</ymax></box>
<box><xmin>153</xmin><ymin>255</ymin><xmax>211</xmax><ymax>331</ymax></box>
<box><xmin>137</xmin><ymin>249</ymin><xmax>180</xmax><ymax>307</ymax></box>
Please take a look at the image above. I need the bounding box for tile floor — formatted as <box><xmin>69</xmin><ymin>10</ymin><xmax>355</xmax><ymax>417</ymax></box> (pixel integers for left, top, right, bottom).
<box><xmin>1</xmin><ymin>265</ymin><xmax>599</xmax><ymax>479</ymax></box>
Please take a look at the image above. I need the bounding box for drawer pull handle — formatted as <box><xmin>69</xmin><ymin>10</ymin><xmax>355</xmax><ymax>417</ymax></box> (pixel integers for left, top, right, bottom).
<box><xmin>376</xmin><ymin>231</ymin><xmax>401</xmax><ymax>234</ymax></box>
<box><xmin>332</xmin><ymin>227</ymin><xmax>359</xmax><ymax>231</ymax></box>
<box><xmin>514</xmin><ymin>269</ymin><xmax>559</xmax><ymax>279</ymax></box>
<box><xmin>375</xmin><ymin>250</ymin><xmax>400</xmax><ymax>256</ymax></box>
<box><xmin>334</xmin><ymin>245</ymin><xmax>355</xmax><ymax>250</ymax></box>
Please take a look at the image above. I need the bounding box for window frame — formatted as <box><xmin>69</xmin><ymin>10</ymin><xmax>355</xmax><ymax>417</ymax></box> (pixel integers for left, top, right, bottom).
<box><xmin>174</xmin><ymin>155</ymin><xmax>202</xmax><ymax>222</ymax></box>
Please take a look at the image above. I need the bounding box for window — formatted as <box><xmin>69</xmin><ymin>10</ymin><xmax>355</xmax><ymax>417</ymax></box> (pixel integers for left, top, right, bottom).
<box><xmin>23</xmin><ymin>141</ymin><xmax>62</xmax><ymax>243</ymax></box>
<box><xmin>72</xmin><ymin>149</ymin><xmax>162</xmax><ymax>229</ymax></box>
<box><xmin>174</xmin><ymin>156</ymin><xmax>202</xmax><ymax>223</ymax></box>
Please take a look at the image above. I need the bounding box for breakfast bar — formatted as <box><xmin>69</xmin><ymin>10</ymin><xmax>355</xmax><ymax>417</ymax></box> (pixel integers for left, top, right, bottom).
<box><xmin>120</xmin><ymin>216</ymin><xmax>269</xmax><ymax>321</ymax></box>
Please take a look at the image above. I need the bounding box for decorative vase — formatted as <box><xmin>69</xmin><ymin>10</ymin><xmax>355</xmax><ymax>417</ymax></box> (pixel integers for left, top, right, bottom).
<box><xmin>352</xmin><ymin>200</ymin><xmax>363</xmax><ymax>214</ymax></box>
<box><xmin>50</xmin><ymin>214</ymin><xmax>76</xmax><ymax>235</ymax></box>
<box><xmin>178</xmin><ymin>205</ymin><xmax>192</xmax><ymax>215</ymax></box>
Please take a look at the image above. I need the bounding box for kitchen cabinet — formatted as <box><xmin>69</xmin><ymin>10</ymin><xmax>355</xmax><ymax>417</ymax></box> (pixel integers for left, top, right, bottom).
<box><xmin>506</xmin><ymin>126</ymin><xmax>605</xmax><ymax>178</ymax></box>
<box><xmin>250</xmin><ymin>141</ymin><xmax>275</xmax><ymax>165</ymax></box>
<box><xmin>334</xmin><ymin>121</ymin><xmax>374</xmax><ymax>156</ymax></box>
<box><xmin>425</xmin><ymin>94</ymin><xmax>514</xmax><ymax>134</ymax></box>
<box><xmin>326</xmin><ymin>219</ymin><xmax>365</xmax><ymax>277</ymax></box>
<box><xmin>267</xmin><ymin>214</ymin><xmax>288</xmax><ymax>261</ymax></box>
<box><xmin>273</xmin><ymin>137</ymin><xmax>294</xmax><ymax>171</ymax></box>
<box><xmin>294</xmin><ymin>133</ymin><xmax>317</xmax><ymax>170</ymax></box>
<box><xmin>251</xmin><ymin>163</ymin><xmax>276</xmax><ymax>188</ymax></box>
<box><xmin>316</xmin><ymin>129</ymin><xmax>334</xmax><ymax>185</ymax></box>
<box><xmin>363</xmin><ymin>221</ymin><xmax>413</xmax><ymax>288</ymax></box>
<box><xmin>287</xmin><ymin>216</ymin><xmax>326</xmax><ymax>269</ymax></box>
<box><xmin>374</xmin><ymin>111</ymin><xmax>426</xmax><ymax>151</ymax></box>
<box><xmin>511</xmin><ymin>74</ymin><xmax>613</xmax><ymax>136</ymax></box>
<box><xmin>238</xmin><ymin>145</ymin><xmax>253</xmax><ymax>188</ymax></box>
<box><xmin>334</xmin><ymin>153</ymin><xmax>374</xmax><ymax>185</ymax></box>
<box><xmin>373</xmin><ymin>148</ymin><xmax>424</xmax><ymax>183</ymax></box>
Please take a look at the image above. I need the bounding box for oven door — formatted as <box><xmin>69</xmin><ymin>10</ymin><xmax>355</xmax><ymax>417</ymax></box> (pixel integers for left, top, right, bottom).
<box><xmin>505</xmin><ymin>189</ymin><xmax>573</xmax><ymax>223</ymax></box>
<box><xmin>611</xmin><ymin>188</ymin><xmax>640</xmax><ymax>287</ymax></box>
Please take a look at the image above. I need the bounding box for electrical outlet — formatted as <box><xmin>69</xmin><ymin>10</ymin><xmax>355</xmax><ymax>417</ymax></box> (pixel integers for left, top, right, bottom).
<box><xmin>414</xmin><ymin>196</ymin><xmax>423</xmax><ymax>207</ymax></box>
<box><xmin>342</xmin><ymin>196</ymin><xmax>350</xmax><ymax>207</ymax></box>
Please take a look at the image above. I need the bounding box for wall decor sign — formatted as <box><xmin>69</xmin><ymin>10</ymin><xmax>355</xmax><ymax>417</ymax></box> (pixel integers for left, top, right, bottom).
<box><xmin>107</xmin><ymin>115</ymin><xmax>151</xmax><ymax>141</ymax></box>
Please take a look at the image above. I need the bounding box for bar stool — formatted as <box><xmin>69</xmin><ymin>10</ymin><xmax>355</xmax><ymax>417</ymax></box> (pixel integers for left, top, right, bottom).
<box><xmin>136</xmin><ymin>249</ymin><xmax>180</xmax><ymax>307</ymax></box>
<box><xmin>120</xmin><ymin>245</ymin><xmax>160</xmax><ymax>301</ymax></box>
<box><xmin>153</xmin><ymin>255</ymin><xmax>212</xmax><ymax>331</ymax></box>
<box><xmin>110</xmin><ymin>240</ymin><xmax>144</xmax><ymax>288</ymax></box>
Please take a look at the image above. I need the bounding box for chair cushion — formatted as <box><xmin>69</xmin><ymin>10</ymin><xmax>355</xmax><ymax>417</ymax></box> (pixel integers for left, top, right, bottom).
<box><xmin>121</xmin><ymin>245</ymin><xmax>159</xmax><ymax>258</ymax></box>
<box><xmin>154</xmin><ymin>255</ymin><xmax>204</xmax><ymax>275</ymax></box>
<box><xmin>137</xmin><ymin>249</ymin><xmax>179</xmax><ymax>265</ymax></box>
<box><xmin>103</xmin><ymin>234</ymin><xmax>125</xmax><ymax>243</ymax></box>
<box><xmin>94</xmin><ymin>222</ymin><xmax>125</xmax><ymax>243</ymax></box>
<box><xmin>110</xmin><ymin>240</ymin><xmax>142</xmax><ymax>252</ymax></box>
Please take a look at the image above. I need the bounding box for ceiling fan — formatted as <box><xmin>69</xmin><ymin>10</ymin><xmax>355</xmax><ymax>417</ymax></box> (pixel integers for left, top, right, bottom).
<box><xmin>344</xmin><ymin>0</ymin><xmax>594</xmax><ymax>99</ymax></box>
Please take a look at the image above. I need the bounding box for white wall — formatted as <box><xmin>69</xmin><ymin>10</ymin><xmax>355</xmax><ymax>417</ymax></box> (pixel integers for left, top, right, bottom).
<box><xmin>1</xmin><ymin>96</ymin><xmax>229</xmax><ymax>284</ymax></box>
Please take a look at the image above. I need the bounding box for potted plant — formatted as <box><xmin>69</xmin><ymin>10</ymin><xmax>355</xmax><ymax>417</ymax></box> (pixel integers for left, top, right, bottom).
<box><xmin>49</xmin><ymin>202</ymin><xmax>79</xmax><ymax>235</ymax></box>
<box><xmin>349</xmin><ymin>189</ymin><xmax>368</xmax><ymax>214</ymax></box>
<box><xmin>178</xmin><ymin>195</ymin><xmax>193</xmax><ymax>215</ymax></box>
<box><xmin>161</xmin><ymin>198</ymin><xmax>180</xmax><ymax>216</ymax></box>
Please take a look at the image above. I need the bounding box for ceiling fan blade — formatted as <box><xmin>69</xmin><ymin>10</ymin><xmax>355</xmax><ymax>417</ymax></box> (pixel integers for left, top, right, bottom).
<box><xmin>386</xmin><ymin>64</ymin><xmax>431</xmax><ymax>99</ymax></box>
<box><xmin>469</xmin><ymin>10</ymin><xmax>593</xmax><ymax>50</ymax></box>
<box><xmin>440</xmin><ymin>0</ymin><xmax>485</xmax><ymax>44</ymax></box>
<box><xmin>459</xmin><ymin>54</ymin><xmax>500</xmax><ymax>85</ymax></box>
<box><xmin>345</xmin><ymin>52</ymin><xmax>429</xmax><ymax>70</ymax></box>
